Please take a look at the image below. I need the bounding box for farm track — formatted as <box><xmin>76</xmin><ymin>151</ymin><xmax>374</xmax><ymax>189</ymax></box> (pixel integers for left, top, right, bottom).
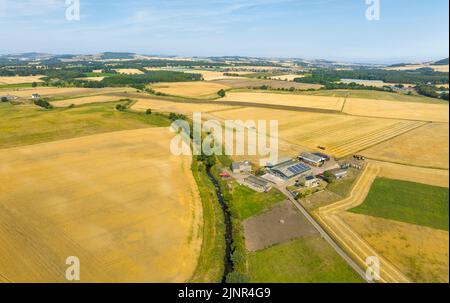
<box><xmin>316</xmin><ymin>163</ymin><xmax>411</xmax><ymax>283</ymax></box>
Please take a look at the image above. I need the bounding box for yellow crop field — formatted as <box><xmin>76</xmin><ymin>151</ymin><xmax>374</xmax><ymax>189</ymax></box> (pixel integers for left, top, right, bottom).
<box><xmin>385</xmin><ymin>64</ymin><xmax>449</xmax><ymax>73</ymax></box>
<box><xmin>0</xmin><ymin>128</ymin><xmax>202</xmax><ymax>282</ymax></box>
<box><xmin>339</xmin><ymin>212</ymin><xmax>449</xmax><ymax>283</ymax></box>
<box><xmin>0</xmin><ymin>87</ymin><xmax>134</xmax><ymax>99</ymax></box>
<box><xmin>131</xmin><ymin>98</ymin><xmax>236</xmax><ymax>116</ymax></box>
<box><xmin>51</xmin><ymin>95</ymin><xmax>124</xmax><ymax>107</ymax></box>
<box><xmin>269</xmin><ymin>74</ymin><xmax>302</xmax><ymax>81</ymax></box>
<box><xmin>209</xmin><ymin>107</ymin><xmax>425</xmax><ymax>158</ymax></box>
<box><xmin>114</xmin><ymin>68</ymin><xmax>144</xmax><ymax>74</ymax></box>
<box><xmin>0</xmin><ymin>75</ymin><xmax>45</xmax><ymax>84</ymax></box>
<box><xmin>362</xmin><ymin>123</ymin><xmax>449</xmax><ymax>169</ymax></box>
<box><xmin>375</xmin><ymin>160</ymin><xmax>449</xmax><ymax>188</ymax></box>
<box><xmin>187</xmin><ymin>70</ymin><xmax>251</xmax><ymax>81</ymax></box>
<box><xmin>150</xmin><ymin>82</ymin><xmax>230</xmax><ymax>99</ymax></box>
<box><xmin>343</xmin><ymin>98</ymin><xmax>449</xmax><ymax>122</ymax></box>
<box><xmin>220</xmin><ymin>92</ymin><xmax>345</xmax><ymax>111</ymax></box>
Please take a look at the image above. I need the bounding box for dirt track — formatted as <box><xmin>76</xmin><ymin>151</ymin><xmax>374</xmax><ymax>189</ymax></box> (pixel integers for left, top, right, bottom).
<box><xmin>316</xmin><ymin>163</ymin><xmax>411</xmax><ymax>283</ymax></box>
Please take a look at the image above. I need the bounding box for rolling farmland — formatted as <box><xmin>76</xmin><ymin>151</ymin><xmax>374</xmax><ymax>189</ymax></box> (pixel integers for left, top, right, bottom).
<box><xmin>0</xmin><ymin>75</ymin><xmax>44</xmax><ymax>84</ymax></box>
<box><xmin>362</xmin><ymin>123</ymin><xmax>449</xmax><ymax>169</ymax></box>
<box><xmin>208</xmin><ymin>107</ymin><xmax>427</xmax><ymax>159</ymax></box>
<box><xmin>150</xmin><ymin>82</ymin><xmax>230</xmax><ymax>99</ymax></box>
<box><xmin>0</xmin><ymin>128</ymin><xmax>202</xmax><ymax>282</ymax></box>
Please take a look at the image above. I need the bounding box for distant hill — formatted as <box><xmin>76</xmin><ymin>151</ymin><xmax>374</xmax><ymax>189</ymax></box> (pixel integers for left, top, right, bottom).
<box><xmin>100</xmin><ymin>52</ymin><xmax>136</xmax><ymax>60</ymax></box>
<box><xmin>433</xmin><ymin>58</ymin><xmax>449</xmax><ymax>66</ymax></box>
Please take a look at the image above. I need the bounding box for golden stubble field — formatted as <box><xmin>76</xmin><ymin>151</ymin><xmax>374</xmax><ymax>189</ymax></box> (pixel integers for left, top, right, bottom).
<box><xmin>317</xmin><ymin>161</ymin><xmax>449</xmax><ymax>283</ymax></box>
<box><xmin>385</xmin><ymin>64</ymin><xmax>449</xmax><ymax>73</ymax></box>
<box><xmin>131</xmin><ymin>98</ymin><xmax>235</xmax><ymax>116</ymax></box>
<box><xmin>208</xmin><ymin>107</ymin><xmax>426</xmax><ymax>159</ymax></box>
<box><xmin>339</xmin><ymin>212</ymin><xmax>449</xmax><ymax>283</ymax></box>
<box><xmin>0</xmin><ymin>87</ymin><xmax>134</xmax><ymax>99</ymax></box>
<box><xmin>150</xmin><ymin>82</ymin><xmax>230</xmax><ymax>99</ymax></box>
<box><xmin>343</xmin><ymin>98</ymin><xmax>449</xmax><ymax>122</ymax></box>
<box><xmin>51</xmin><ymin>95</ymin><xmax>124</xmax><ymax>107</ymax></box>
<box><xmin>0</xmin><ymin>128</ymin><xmax>202</xmax><ymax>282</ymax></box>
<box><xmin>220</xmin><ymin>91</ymin><xmax>345</xmax><ymax>111</ymax></box>
<box><xmin>0</xmin><ymin>75</ymin><xmax>44</xmax><ymax>84</ymax></box>
<box><xmin>114</xmin><ymin>68</ymin><xmax>144</xmax><ymax>74</ymax></box>
<box><xmin>362</xmin><ymin>123</ymin><xmax>449</xmax><ymax>169</ymax></box>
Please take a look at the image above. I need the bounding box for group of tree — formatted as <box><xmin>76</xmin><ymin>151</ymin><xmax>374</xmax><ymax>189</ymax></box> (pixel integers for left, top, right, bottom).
<box><xmin>416</xmin><ymin>84</ymin><xmax>449</xmax><ymax>101</ymax></box>
<box><xmin>34</xmin><ymin>98</ymin><xmax>53</xmax><ymax>109</ymax></box>
<box><xmin>294</xmin><ymin>68</ymin><xmax>449</xmax><ymax>85</ymax></box>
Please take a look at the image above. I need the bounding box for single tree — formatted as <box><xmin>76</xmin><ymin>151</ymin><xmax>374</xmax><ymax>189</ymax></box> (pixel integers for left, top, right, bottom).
<box><xmin>217</xmin><ymin>89</ymin><xmax>226</xmax><ymax>98</ymax></box>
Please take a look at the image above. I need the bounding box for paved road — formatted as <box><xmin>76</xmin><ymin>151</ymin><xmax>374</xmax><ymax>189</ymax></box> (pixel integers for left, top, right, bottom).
<box><xmin>276</xmin><ymin>186</ymin><xmax>372</xmax><ymax>283</ymax></box>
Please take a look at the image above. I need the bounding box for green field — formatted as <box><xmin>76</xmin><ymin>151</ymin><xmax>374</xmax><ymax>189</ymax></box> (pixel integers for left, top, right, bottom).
<box><xmin>248</xmin><ymin>236</ymin><xmax>363</xmax><ymax>283</ymax></box>
<box><xmin>231</xmin><ymin>182</ymin><xmax>286</xmax><ymax>219</ymax></box>
<box><xmin>350</xmin><ymin>178</ymin><xmax>449</xmax><ymax>231</ymax></box>
<box><xmin>0</xmin><ymin>102</ymin><xmax>171</xmax><ymax>149</ymax></box>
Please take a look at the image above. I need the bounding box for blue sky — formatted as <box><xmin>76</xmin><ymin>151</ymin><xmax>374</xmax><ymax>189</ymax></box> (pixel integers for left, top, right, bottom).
<box><xmin>0</xmin><ymin>0</ymin><xmax>448</xmax><ymax>63</ymax></box>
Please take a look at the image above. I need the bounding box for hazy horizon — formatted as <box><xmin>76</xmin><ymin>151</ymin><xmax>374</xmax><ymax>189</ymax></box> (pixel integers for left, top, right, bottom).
<box><xmin>1</xmin><ymin>0</ymin><xmax>449</xmax><ymax>64</ymax></box>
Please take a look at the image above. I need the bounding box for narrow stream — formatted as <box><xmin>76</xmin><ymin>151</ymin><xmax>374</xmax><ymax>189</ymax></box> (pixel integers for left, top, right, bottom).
<box><xmin>206</xmin><ymin>168</ymin><xmax>234</xmax><ymax>283</ymax></box>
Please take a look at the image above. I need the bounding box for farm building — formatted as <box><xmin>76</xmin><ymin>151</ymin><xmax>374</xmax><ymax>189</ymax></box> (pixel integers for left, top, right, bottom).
<box><xmin>327</xmin><ymin>168</ymin><xmax>348</xmax><ymax>179</ymax></box>
<box><xmin>265</xmin><ymin>156</ymin><xmax>293</xmax><ymax>168</ymax></box>
<box><xmin>31</xmin><ymin>93</ymin><xmax>41</xmax><ymax>99</ymax></box>
<box><xmin>244</xmin><ymin>175</ymin><xmax>272</xmax><ymax>192</ymax></box>
<box><xmin>269</xmin><ymin>159</ymin><xmax>311</xmax><ymax>181</ymax></box>
<box><xmin>231</xmin><ymin>161</ymin><xmax>252</xmax><ymax>173</ymax></box>
<box><xmin>300</xmin><ymin>175</ymin><xmax>320</xmax><ymax>188</ymax></box>
<box><xmin>312</xmin><ymin>152</ymin><xmax>331</xmax><ymax>162</ymax></box>
<box><xmin>299</xmin><ymin>152</ymin><xmax>325</xmax><ymax>167</ymax></box>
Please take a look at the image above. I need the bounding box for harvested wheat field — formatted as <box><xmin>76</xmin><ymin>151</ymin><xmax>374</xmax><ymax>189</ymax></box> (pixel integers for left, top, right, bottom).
<box><xmin>220</xmin><ymin>91</ymin><xmax>345</xmax><ymax>111</ymax></box>
<box><xmin>339</xmin><ymin>212</ymin><xmax>449</xmax><ymax>283</ymax></box>
<box><xmin>385</xmin><ymin>64</ymin><xmax>449</xmax><ymax>73</ymax></box>
<box><xmin>0</xmin><ymin>75</ymin><xmax>44</xmax><ymax>85</ymax></box>
<box><xmin>316</xmin><ymin>164</ymin><xmax>411</xmax><ymax>283</ymax></box>
<box><xmin>211</xmin><ymin>78</ymin><xmax>323</xmax><ymax>90</ymax></box>
<box><xmin>114</xmin><ymin>68</ymin><xmax>144</xmax><ymax>74</ymax></box>
<box><xmin>362</xmin><ymin>123</ymin><xmax>449</xmax><ymax>169</ymax></box>
<box><xmin>150</xmin><ymin>82</ymin><xmax>230</xmax><ymax>99</ymax></box>
<box><xmin>189</xmin><ymin>70</ymin><xmax>248</xmax><ymax>81</ymax></box>
<box><xmin>375</xmin><ymin>160</ymin><xmax>449</xmax><ymax>188</ymax></box>
<box><xmin>0</xmin><ymin>87</ymin><xmax>133</xmax><ymax>99</ymax></box>
<box><xmin>209</xmin><ymin>107</ymin><xmax>426</xmax><ymax>158</ymax></box>
<box><xmin>0</xmin><ymin>128</ymin><xmax>202</xmax><ymax>282</ymax></box>
<box><xmin>343</xmin><ymin>98</ymin><xmax>449</xmax><ymax>122</ymax></box>
<box><xmin>269</xmin><ymin>74</ymin><xmax>302</xmax><ymax>81</ymax></box>
<box><xmin>131</xmin><ymin>98</ymin><xmax>235</xmax><ymax>116</ymax></box>
<box><xmin>51</xmin><ymin>95</ymin><xmax>124</xmax><ymax>107</ymax></box>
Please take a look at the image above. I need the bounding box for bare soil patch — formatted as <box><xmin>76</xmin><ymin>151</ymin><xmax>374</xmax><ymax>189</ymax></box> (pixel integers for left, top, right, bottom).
<box><xmin>243</xmin><ymin>201</ymin><xmax>318</xmax><ymax>252</ymax></box>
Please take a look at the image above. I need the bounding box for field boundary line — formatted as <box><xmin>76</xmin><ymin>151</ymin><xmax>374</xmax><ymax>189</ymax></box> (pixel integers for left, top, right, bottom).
<box><xmin>316</xmin><ymin>163</ymin><xmax>411</xmax><ymax>283</ymax></box>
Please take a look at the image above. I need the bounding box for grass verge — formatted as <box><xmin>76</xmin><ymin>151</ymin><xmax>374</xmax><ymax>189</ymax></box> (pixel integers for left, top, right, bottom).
<box><xmin>189</xmin><ymin>159</ymin><xmax>226</xmax><ymax>282</ymax></box>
